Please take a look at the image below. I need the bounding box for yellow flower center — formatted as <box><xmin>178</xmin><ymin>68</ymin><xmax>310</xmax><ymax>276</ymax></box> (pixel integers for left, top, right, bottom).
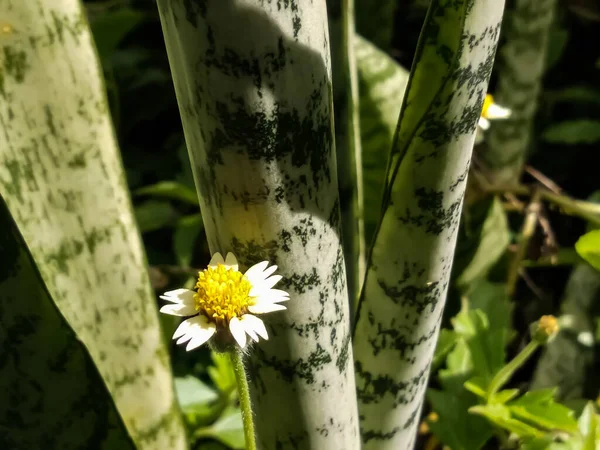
<box><xmin>194</xmin><ymin>264</ymin><xmax>254</xmax><ymax>324</ymax></box>
<box><xmin>481</xmin><ymin>94</ymin><xmax>494</xmax><ymax>119</ymax></box>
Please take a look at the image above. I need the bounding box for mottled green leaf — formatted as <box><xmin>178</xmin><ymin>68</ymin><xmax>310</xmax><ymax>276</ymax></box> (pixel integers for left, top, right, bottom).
<box><xmin>542</xmin><ymin>120</ymin><xmax>600</xmax><ymax>145</ymax></box>
<box><xmin>353</xmin><ymin>0</ymin><xmax>505</xmax><ymax>442</ymax></box>
<box><xmin>355</xmin><ymin>35</ymin><xmax>409</xmax><ymax>243</ymax></box>
<box><xmin>575</xmin><ymin>230</ymin><xmax>600</xmax><ymax>271</ymax></box>
<box><xmin>0</xmin><ymin>2</ymin><xmax>186</xmax><ymax>446</ymax></box>
<box><xmin>0</xmin><ymin>195</ymin><xmax>135</xmax><ymax>450</ymax></box>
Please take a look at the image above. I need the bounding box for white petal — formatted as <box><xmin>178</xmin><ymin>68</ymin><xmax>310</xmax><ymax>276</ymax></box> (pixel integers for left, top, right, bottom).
<box><xmin>224</xmin><ymin>252</ymin><xmax>239</xmax><ymax>271</ymax></box>
<box><xmin>248</xmin><ymin>302</ymin><xmax>287</xmax><ymax>314</ymax></box>
<box><xmin>263</xmin><ymin>289</ymin><xmax>290</xmax><ymax>303</ymax></box>
<box><xmin>173</xmin><ymin>318</ymin><xmax>193</xmax><ymax>339</ymax></box>
<box><xmin>208</xmin><ymin>252</ymin><xmax>224</xmax><ymax>268</ymax></box>
<box><xmin>186</xmin><ymin>322</ymin><xmax>217</xmax><ymax>351</ymax></box>
<box><xmin>229</xmin><ymin>317</ymin><xmax>247</xmax><ymax>348</ymax></box>
<box><xmin>160</xmin><ymin>289</ymin><xmax>195</xmax><ymax>304</ymax></box>
<box><xmin>160</xmin><ymin>303</ymin><xmax>197</xmax><ymax>317</ymax></box>
<box><xmin>478</xmin><ymin>117</ymin><xmax>491</xmax><ymax>131</ymax></box>
<box><xmin>244</xmin><ymin>261</ymin><xmax>269</xmax><ymax>282</ymax></box>
<box><xmin>487</xmin><ymin>103</ymin><xmax>511</xmax><ymax>119</ymax></box>
<box><xmin>262</xmin><ymin>275</ymin><xmax>282</xmax><ymax>289</ymax></box>
<box><xmin>261</xmin><ymin>264</ymin><xmax>278</xmax><ymax>279</ymax></box>
<box><xmin>241</xmin><ymin>314</ymin><xmax>268</xmax><ymax>340</ymax></box>
<box><xmin>174</xmin><ymin>316</ymin><xmax>216</xmax><ymax>350</ymax></box>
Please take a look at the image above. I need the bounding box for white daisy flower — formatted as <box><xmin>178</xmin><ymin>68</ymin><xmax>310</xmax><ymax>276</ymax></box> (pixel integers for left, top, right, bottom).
<box><xmin>160</xmin><ymin>252</ymin><xmax>289</xmax><ymax>351</ymax></box>
<box><xmin>475</xmin><ymin>94</ymin><xmax>512</xmax><ymax>144</ymax></box>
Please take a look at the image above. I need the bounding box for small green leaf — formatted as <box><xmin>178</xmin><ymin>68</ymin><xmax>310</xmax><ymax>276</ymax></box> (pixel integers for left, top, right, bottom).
<box><xmin>195</xmin><ymin>407</ymin><xmax>245</xmax><ymax>449</ymax></box>
<box><xmin>578</xmin><ymin>403</ymin><xmax>598</xmax><ymax>450</ymax></box>
<box><xmin>90</xmin><ymin>8</ymin><xmax>145</xmax><ymax>61</ymax></box>
<box><xmin>175</xmin><ymin>376</ymin><xmax>219</xmax><ymax>412</ymax></box>
<box><xmin>440</xmin><ymin>339</ymin><xmax>472</xmax><ymax>381</ymax></box>
<box><xmin>470</xmin><ymin>404</ymin><xmax>545</xmax><ymax>438</ymax></box>
<box><xmin>542</xmin><ymin>120</ymin><xmax>600</xmax><ymax>145</ymax></box>
<box><xmin>491</xmin><ymin>389</ymin><xmax>520</xmax><ymax>405</ymax></box>
<box><xmin>432</xmin><ymin>329</ymin><xmax>458</xmax><ymax>370</ymax></box>
<box><xmin>208</xmin><ymin>352</ymin><xmax>237</xmax><ymax>397</ymax></box>
<box><xmin>428</xmin><ymin>385</ymin><xmax>494</xmax><ymax>450</ymax></box>
<box><xmin>575</xmin><ymin>230</ymin><xmax>600</xmax><ymax>271</ymax></box>
<box><xmin>135</xmin><ymin>181</ymin><xmax>200</xmax><ymax>206</ymax></box>
<box><xmin>508</xmin><ymin>389</ymin><xmax>578</xmax><ymax>433</ymax></box>
<box><xmin>456</xmin><ymin>198</ymin><xmax>510</xmax><ymax>289</ymax></box>
<box><xmin>134</xmin><ymin>200</ymin><xmax>178</xmax><ymax>232</ymax></box>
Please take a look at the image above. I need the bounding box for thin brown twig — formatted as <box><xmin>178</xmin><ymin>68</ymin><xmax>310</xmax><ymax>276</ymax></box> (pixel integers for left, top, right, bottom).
<box><xmin>525</xmin><ymin>165</ymin><xmax>562</xmax><ymax>194</ymax></box>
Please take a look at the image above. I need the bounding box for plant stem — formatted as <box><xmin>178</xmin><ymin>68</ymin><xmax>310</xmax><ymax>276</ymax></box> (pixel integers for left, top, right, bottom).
<box><xmin>480</xmin><ymin>182</ymin><xmax>600</xmax><ymax>227</ymax></box>
<box><xmin>507</xmin><ymin>191</ymin><xmax>541</xmax><ymax>296</ymax></box>
<box><xmin>487</xmin><ymin>341</ymin><xmax>540</xmax><ymax>400</ymax></box>
<box><xmin>230</xmin><ymin>350</ymin><xmax>256</xmax><ymax>450</ymax></box>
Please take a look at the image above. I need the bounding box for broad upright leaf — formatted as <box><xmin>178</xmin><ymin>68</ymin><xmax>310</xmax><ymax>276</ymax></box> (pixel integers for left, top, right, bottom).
<box><xmin>355</xmin><ymin>35</ymin><xmax>410</xmax><ymax>244</ymax></box>
<box><xmin>157</xmin><ymin>1</ymin><xmax>360</xmax><ymax>448</ymax></box>
<box><xmin>0</xmin><ymin>2</ymin><xmax>185</xmax><ymax>447</ymax></box>
<box><xmin>483</xmin><ymin>0</ymin><xmax>557</xmax><ymax>184</ymax></box>
<box><xmin>327</xmin><ymin>0</ymin><xmax>365</xmax><ymax>307</ymax></box>
<box><xmin>0</xmin><ymin>195</ymin><xmax>135</xmax><ymax>450</ymax></box>
<box><xmin>353</xmin><ymin>1</ymin><xmax>505</xmax><ymax>447</ymax></box>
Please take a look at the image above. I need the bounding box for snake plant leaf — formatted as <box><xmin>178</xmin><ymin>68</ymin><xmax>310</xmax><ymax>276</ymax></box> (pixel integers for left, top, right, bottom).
<box><xmin>353</xmin><ymin>0</ymin><xmax>506</xmax><ymax>447</ymax></box>
<box><xmin>0</xmin><ymin>194</ymin><xmax>135</xmax><ymax>450</ymax></box>
<box><xmin>0</xmin><ymin>1</ymin><xmax>185</xmax><ymax>447</ymax></box>
<box><xmin>157</xmin><ymin>1</ymin><xmax>360</xmax><ymax>448</ymax></box>
<box><xmin>355</xmin><ymin>34</ymin><xmax>410</xmax><ymax>246</ymax></box>
<box><xmin>483</xmin><ymin>0</ymin><xmax>557</xmax><ymax>184</ymax></box>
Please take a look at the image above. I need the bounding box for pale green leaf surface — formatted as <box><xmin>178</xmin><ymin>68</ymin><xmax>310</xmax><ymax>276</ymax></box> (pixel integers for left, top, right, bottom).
<box><xmin>353</xmin><ymin>0</ymin><xmax>505</xmax><ymax>441</ymax></box>
<box><xmin>0</xmin><ymin>2</ymin><xmax>185</xmax><ymax>447</ymax></box>
<box><xmin>0</xmin><ymin>195</ymin><xmax>135</xmax><ymax>450</ymax></box>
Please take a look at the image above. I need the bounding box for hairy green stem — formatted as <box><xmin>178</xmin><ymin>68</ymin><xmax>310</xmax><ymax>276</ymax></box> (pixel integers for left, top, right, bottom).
<box><xmin>230</xmin><ymin>351</ymin><xmax>257</xmax><ymax>450</ymax></box>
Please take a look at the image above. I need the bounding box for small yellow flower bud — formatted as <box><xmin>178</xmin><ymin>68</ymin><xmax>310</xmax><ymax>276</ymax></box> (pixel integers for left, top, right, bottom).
<box><xmin>531</xmin><ymin>315</ymin><xmax>559</xmax><ymax>344</ymax></box>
